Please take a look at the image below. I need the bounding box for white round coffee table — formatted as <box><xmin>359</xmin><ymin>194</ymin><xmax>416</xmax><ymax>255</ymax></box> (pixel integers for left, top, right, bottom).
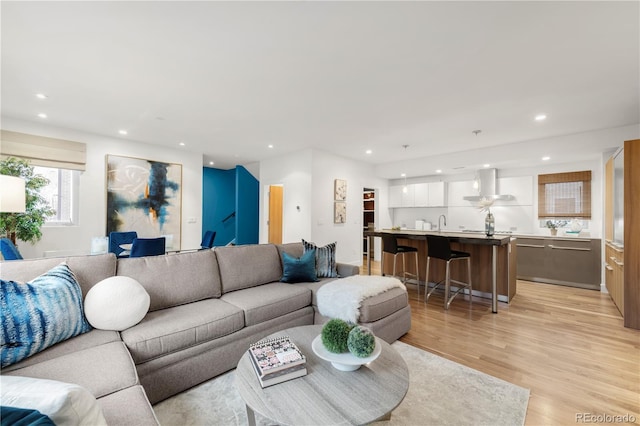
<box><xmin>234</xmin><ymin>324</ymin><xmax>409</xmax><ymax>426</ymax></box>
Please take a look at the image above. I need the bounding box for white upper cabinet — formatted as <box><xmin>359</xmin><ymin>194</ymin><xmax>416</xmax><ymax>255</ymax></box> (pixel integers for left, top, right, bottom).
<box><xmin>427</xmin><ymin>181</ymin><xmax>446</xmax><ymax>206</ymax></box>
<box><xmin>496</xmin><ymin>176</ymin><xmax>533</xmax><ymax>206</ymax></box>
<box><xmin>389</xmin><ymin>182</ymin><xmax>445</xmax><ymax>208</ymax></box>
<box><xmin>448</xmin><ymin>180</ymin><xmax>476</xmax><ymax>207</ymax></box>
<box><xmin>401</xmin><ymin>185</ymin><xmax>415</xmax><ymax>207</ymax></box>
<box><xmin>389</xmin><ymin>185</ymin><xmax>403</xmax><ymax>207</ymax></box>
<box><xmin>413</xmin><ymin>183</ymin><xmax>429</xmax><ymax>207</ymax></box>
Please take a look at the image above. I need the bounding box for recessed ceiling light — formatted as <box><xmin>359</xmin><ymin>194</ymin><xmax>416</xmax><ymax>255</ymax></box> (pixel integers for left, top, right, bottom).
<box><xmin>209</xmin><ymin>161</ymin><xmax>214</xmax><ymax>165</ymax></box>
<box><xmin>365</xmin><ymin>149</ymin><xmax>372</xmax><ymax>155</ymax></box>
<box><xmin>400</xmin><ymin>173</ymin><xmax>406</xmax><ymax>177</ymax></box>
<box><xmin>37</xmin><ymin>113</ymin><xmax>47</xmax><ymax>118</ymax></box>
<box><xmin>483</xmin><ymin>164</ymin><xmax>490</xmax><ymax>168</ymax></box>
<box><xmin>35</xmin><ymin>93</ymin><xmax>47</xmax><ymax>99</ymax></box>
<box><xmin>179</xmin><ymin>142</ymin><xmax>185</xmax><ymax>146</ymax></box>
<box><xmin>535</xmin><ymin>114</ymin><xmax>547</xmax><ymax>121</ymax></box>
<box><xmin>119</xmin><ymin>130</ymin><xmax>127</xmax><ymax>135</ymax></box>
<box><xmin>436</xmin><ymin>169</ymin><xmax>442</xmax><ymax>174</ymax></box>
<box><xmin>542</xmin><ymin>156</ymin><xmax>551</xmax><ymax>161</ymax></box>
<box><xmin>268</xmin><ymin>144</ymin><xmax>274</xmax><ymax>149</ymax></box>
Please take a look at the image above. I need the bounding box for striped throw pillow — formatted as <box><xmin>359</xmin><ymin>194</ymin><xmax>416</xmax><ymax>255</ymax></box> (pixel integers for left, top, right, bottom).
<box><xmin>1</xmin><ymin>263</ymin><xmax>92</xmax><ymax>368</ymax></box>
<box><xmin>302</xmin><ymin>240</ymin><xmax>338</xmax><ymax>278</ymax></box>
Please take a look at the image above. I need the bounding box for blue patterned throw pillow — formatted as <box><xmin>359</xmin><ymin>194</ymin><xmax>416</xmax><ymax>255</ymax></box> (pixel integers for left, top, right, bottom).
<box><xmin>302</xmin><ymin>240</ymin><xmax>338</xmax><ymax>278</ymax></box>
<box><xmin>1</xmin><ymin>263</ymin><xmax>92</xmax><ymax>368</ymax></box>
<box><xmin>280</xmin><ymin>249</ymin><xmax>318</xmax><ymax>283</ymax></box>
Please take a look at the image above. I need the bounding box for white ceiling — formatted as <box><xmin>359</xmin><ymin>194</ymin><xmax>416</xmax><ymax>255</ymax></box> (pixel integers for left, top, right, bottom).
<box><xmin>2</xmin><ymin>1</ymin><xmax>638</xmax><ymax>178</ymax></box>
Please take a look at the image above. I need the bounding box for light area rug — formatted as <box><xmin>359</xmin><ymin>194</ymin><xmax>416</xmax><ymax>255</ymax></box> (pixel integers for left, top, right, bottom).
<box><xmin>153</xmin><ymin>341</ymin><xmax>529</xmax><ymax>426</ymax></box>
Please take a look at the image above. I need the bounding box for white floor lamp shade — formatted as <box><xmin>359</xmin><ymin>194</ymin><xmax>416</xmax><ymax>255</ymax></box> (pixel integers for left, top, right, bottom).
<box><xmin>0</xmin><ymin>175</ymin><xmax>26</xmax><ymax>213</ymax></box>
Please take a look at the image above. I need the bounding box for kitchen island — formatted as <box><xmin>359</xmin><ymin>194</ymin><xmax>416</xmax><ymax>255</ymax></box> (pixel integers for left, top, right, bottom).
<box><xmin>364</xmin><ymin>229</ymin><xmax>517</xmax><ymax>313</ymax></box>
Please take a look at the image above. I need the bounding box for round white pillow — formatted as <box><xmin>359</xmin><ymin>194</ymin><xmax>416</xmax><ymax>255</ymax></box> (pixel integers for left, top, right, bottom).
<box><xmin>84</xmin><ymin>276</ymin><xmax>150</xmax><ymax>331</ymax></box>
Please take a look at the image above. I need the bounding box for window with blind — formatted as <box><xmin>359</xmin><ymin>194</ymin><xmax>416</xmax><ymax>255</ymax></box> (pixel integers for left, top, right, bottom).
<box><xmin>538</xmin><ymin>171</ymin><xmax>592</xmax><ymax>219</ymax></box>
<box><xmin>1</xmin><ymin>130</ymin><xmax>85</xmax><ymax>226</ymax></box>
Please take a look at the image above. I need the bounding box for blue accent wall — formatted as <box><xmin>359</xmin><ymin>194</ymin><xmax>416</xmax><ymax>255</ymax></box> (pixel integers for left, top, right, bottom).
<box><xmin>202</xmin><ymin>167</ymin><xmax>236</xmax><ymax>246</ymax></box>
<box><xmin>235</xmin><ymin>165</ymin><xmax>259</xmax><ymax>245</ymax></box>
<box><xmin>202</xmin><ymin>166</ymin><xmax>259</xmax><ymax>246</ymax></box>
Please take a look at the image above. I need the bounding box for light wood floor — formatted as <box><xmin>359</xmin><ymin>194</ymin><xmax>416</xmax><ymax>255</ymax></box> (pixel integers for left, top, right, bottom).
<box><xmin>362</xmin><ymin>260</ymin><xmax>640</xmax><ymax>425</ymax></box>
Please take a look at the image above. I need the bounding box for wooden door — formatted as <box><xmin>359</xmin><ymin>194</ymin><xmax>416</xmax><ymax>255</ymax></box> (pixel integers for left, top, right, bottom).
<box><xmin>268</xmin><ymin>185</ymin><xmax>283</xmax><ymax>244</ymax></box>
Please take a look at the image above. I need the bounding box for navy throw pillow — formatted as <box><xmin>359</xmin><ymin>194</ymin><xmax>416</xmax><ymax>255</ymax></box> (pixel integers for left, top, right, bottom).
<box><xmin>280</xmin><ymin>249</ymin><xmax>318</xmax><ymax>283</ymax></box>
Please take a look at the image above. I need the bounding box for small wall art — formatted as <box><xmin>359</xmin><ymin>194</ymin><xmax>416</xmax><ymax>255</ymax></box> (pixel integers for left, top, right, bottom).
<box><xmin>334</xmin><ymin>179</ymin><xmax>347</xmax><ymax>201</ymax></box>
<box><xmin>106</xmin><ymin>154</ymin><xmax>182</xmax><ymax>250</ymax></box>
<box><xmin>334</xmin><ymin>201</ymin><xmax>346</xmax><ymax>224</ymax></box>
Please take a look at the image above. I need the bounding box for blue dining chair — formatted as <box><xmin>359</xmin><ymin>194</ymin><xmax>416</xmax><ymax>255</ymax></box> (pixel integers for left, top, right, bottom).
<box><xmin>108</xmin><ymin>231</ymin><xmax>138</xmax><ymax>258</ymax></box>
<box><xmin>130</xmin><ymin>237</ymin><xmax>166</xmax><ymax>258</ymax></box>
<box><xmin>0</xmin><ymin>238</ymin><xmax>23</xmax><ymax>261</ymax></box>
<box><xmin>200</xmin><ymin>231</ymin><xmax>216</xmax><ymax>249</ymax></box>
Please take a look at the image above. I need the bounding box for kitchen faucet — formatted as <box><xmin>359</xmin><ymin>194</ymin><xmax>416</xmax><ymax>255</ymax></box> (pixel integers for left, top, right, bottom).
<box><xmin>438</xmin><ymin>214</ymin><xmax>447</xmax><ymax>232</ymax></box>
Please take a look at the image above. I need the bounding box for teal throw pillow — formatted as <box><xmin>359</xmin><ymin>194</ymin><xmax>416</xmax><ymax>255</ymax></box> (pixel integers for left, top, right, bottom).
<box><xmin>302</xmin><ymin>239</ymin><xmax>338</xmax><ymax>278</ymax></box>
<box><xmin>1</xmin><ymin>263</ymin><xmax>92</xmax><ymax>368</ymax></box>
<box><xmin>280</xmin><ymin>249</ymin><xmax>318</xmax><ymax>283</ymax></box>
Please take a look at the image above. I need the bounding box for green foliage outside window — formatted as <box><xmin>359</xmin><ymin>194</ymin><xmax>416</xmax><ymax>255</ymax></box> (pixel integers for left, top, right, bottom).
<box><xmin>1</xmin><ymin>157</ymin><xmax>55</xmax><ymax>245</ymax></box>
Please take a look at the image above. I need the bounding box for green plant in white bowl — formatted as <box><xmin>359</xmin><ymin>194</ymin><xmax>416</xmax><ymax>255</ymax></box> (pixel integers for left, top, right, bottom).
<box><xmin>347</xmin><ymin>326</ymin><xmax>376</xmax><ymax>358</ymax></box>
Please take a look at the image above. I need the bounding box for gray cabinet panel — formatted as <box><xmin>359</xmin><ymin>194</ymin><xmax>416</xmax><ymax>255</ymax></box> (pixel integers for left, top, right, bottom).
<box><xmin>516</xmin><ymin>237</ymin><xmax>601</xmax><ymax>290</ymax></box>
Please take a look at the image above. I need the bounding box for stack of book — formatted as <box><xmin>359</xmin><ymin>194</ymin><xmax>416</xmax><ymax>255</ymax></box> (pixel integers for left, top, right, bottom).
<box><xmin>247</xmin><ymin>335</ymin><xmax>307</xmax><ymax>388</ymax></box>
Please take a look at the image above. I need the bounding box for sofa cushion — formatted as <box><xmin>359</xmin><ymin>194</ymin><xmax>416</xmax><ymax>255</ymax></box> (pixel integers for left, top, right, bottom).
<box><xmin>294</xmin><ymin>278</ymin><xmax>339</xmax><ymax>306</ymax></box>
<box><xmin>280</xmin><ymin>249</ymin><xmax>318</xmax><ymax>283</ymax></box>
<box><xmin>84</xmin><ymin>276</ymin><xmax>150</xmax><ymax>331</ymax></box>
<box><xmin>277</xmin><ymin>242</ymin><xmax>304</xmax><ymax>259</ymax></box>
<box><xmin>120</xmin><ymin>299</ymin><xmax>244</xmax><ymax>364</ymax></box>
<box><xmin>215</xmin><ymin>244</ymin><xmax>282</xmax><ymax>293</ymax></box>
<box><xmin>116</xmin><ymin>250</ymin><xmax>221</xmax><ymax>312</ymax></box>
<box><xmin>4</xmin><ymin>341</ymin><xmax>139</xmax><ymax>399</ymax></box>
<box><xmin>0</xmin><ymin>253</ymin><xmax>116</xmax><ymax>297</ymax></box>
<box><xmin>0</xmin><ymin>375</ymin><xmax>107</xmax><ymax>426</ymax></box>
<box><xmin>220</xmin><ymin>282</ymin><xmax>312</xmax><ymax>326</ymax></box>
<box><xmin>1</xmin><ymin>263</ymin><xmax>92</xmax><ymax>368</ymax></box>
<box><xmin>0</xmin><ymin>329</ymin><xmax>121</xmax><ymax>373</ymax></box>
<box><xmin>359</xmin><ymin>287</ymin><xmax>409</xmax><ymax>323</ymax></box>
<box><xmin>97</xmin><ymin>385</ymin><xmax>158</xmax><ymax>426</ymax></box>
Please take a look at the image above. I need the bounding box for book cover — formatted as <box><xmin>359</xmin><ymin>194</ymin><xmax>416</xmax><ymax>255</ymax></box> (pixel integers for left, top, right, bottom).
<box><xmin>248</xmin><ymin>335</ymin><xmax>306</xmax><ymax>376</ymax></box>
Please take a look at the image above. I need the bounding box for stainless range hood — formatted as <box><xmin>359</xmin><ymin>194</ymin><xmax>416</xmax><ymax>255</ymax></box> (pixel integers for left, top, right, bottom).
<box><xmin>463</xmin><ymin>168</ymin><xmax>514</xmax><ymax>202</ymax></box>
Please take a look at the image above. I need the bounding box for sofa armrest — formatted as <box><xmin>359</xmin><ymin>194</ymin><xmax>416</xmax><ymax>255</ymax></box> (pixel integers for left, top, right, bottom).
<box><xmin>337</xmin><ymin>263</ymin><xmax>360</xmax><ymax>277</ymax></box>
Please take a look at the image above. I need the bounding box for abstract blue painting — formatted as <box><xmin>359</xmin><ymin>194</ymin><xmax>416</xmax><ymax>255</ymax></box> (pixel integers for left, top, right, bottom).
<box><xmin>106</xmin><ymin>155</ymin><xmax>182</xmax><ymax>250</ymax></box>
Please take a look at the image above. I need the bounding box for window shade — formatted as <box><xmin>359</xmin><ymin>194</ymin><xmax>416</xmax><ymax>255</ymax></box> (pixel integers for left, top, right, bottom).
<box><xmin>538</xmin><ymin>170</ymin><xmax>591</xmax><ymax>218</ymax></box>
<box><xmin>0</xmin><ymin>130</ymin><xmax>86</xmax><ymax>171</ymax></box>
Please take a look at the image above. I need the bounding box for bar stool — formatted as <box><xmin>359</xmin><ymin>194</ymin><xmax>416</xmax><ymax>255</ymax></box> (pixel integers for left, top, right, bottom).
<box><xmin>425</xmin><ymin>235</ymin><xmax>472</xmax><ymax>309</ymax></box>
<box><xmin>382</xmin><ymin>234</ymin><xmax>421</xmax><ymax>295</ymax></box>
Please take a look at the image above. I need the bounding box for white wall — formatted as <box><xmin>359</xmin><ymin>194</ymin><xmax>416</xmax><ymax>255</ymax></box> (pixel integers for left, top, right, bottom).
<box><xmin>259</xmin><ymin>149</ymin><xmax>313</xmax><ymax>245</ymax></box>
<box><xmin>259</xmin><ymin>149</ymin><xmax>392</xmax><ymax>265</ymax></box>
<box><xmin>310</xmin><ymin>150</ymin><xmax>391</xmax><ymax>264</ymax></box>
<box><xmin>2</xmin><ymin>118</ymin><xmax>204</xmax><ymax>258</ymax></box>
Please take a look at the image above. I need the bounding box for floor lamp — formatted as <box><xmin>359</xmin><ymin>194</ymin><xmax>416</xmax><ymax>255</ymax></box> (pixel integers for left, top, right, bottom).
<box><xmin>0</xmin><ymin>175</ymin><xmax>27</xmax><ymax>243</ymax></box>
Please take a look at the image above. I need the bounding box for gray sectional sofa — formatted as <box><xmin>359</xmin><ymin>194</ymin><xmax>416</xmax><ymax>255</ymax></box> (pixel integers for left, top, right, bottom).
<box><xmin>1</xmin><ymin>242</ymin><xmax>411</xmax><ymax>424</ymax></box>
